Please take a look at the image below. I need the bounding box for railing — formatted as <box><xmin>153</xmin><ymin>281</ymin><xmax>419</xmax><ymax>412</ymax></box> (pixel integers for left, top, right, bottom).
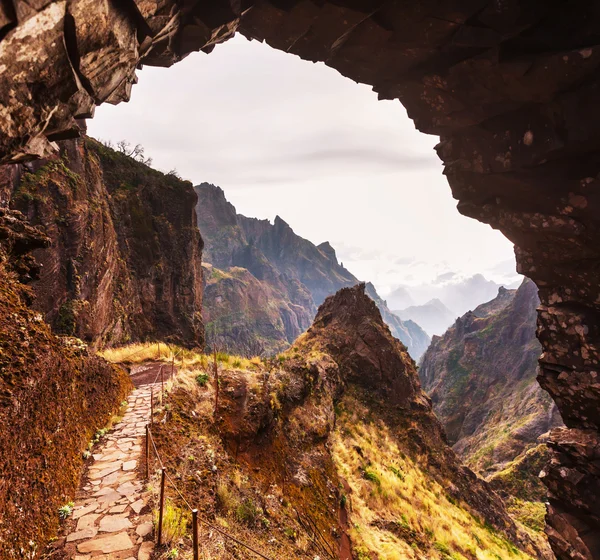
<box><xmin>143</xmin><ymin>364</ymin><xmax>276</xmax><ymax>560</ymax></box>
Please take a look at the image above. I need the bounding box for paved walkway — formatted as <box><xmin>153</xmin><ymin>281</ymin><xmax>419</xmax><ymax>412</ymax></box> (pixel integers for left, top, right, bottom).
<box><xmin>63</xmin><ymin>385</ymin><xmax>156</xmax><ymax>560</ymax></box>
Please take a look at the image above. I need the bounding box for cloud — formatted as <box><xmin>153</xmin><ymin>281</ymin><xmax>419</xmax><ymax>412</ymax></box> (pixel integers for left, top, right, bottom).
<box><xmin>434</xmin><ymin>271</ymin><xmax>456</xmax><ymax>284</ymax></box>
<box><xmin>286</xmin><ymin>147</ymin><xmax>433</xmax><ymax>170</ymax></box>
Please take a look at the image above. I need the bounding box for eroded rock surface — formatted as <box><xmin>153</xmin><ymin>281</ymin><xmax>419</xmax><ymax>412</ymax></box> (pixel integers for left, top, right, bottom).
<box><xmin>0</xmin><ymin>1</ymin><xmax>599</xmax><ymax>555</ymax></box>
<box><xmin>2</xmin><ymin>135</ymin><xmax>204</xmax><ymax>348</ymax></box>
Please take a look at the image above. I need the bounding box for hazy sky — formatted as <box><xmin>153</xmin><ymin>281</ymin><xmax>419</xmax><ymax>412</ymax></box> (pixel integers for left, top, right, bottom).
<box><xmin>88</xmin><ymin>34</ymin><xmax>519</xmax><ymax>296</ymax></box>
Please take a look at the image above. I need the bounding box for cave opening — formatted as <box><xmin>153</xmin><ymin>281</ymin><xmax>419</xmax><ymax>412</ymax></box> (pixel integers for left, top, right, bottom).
<box><xmin>0</xmin><ymin>2</ymin><xmax>599</xmax><ymax>558</ymax></box>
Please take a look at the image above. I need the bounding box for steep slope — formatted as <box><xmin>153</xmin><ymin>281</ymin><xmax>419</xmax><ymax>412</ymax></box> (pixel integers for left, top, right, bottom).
<box><xmin>419</xmin><ymin>280</ymin><xmax>562</xmax><ymax>477</ymax></box>
<box><xmin>4</xmin><ymin>136</ymin><xmax>204</xmax><ymax>348</ymax></box>
<box><xmin>237</xmin><ymin>214</ymin><xmax>357</xmax><ymax>306</ymax></box>
<box><xmin>395</xmin><ymin>298</ymin><xmax>457</xmax><ymax>337</ymax></box>
<box><xmin>195</xmin><ymin>183</ymin><xmax>430</xmax><ymax>358</ymax></box>
<box><xmin>0</xmin><ymin>209</ymin><xmax>131</xmax><ymax>557</ymax></box>
<box><xmin>202</xmin><ymin>263</ymin><xmax>314</xmax><ymax>355</ymax></box>
<box><xmin>149</xmin><ymin>284</ymin><xmax>544</xmax><ymax>560</ymax></box>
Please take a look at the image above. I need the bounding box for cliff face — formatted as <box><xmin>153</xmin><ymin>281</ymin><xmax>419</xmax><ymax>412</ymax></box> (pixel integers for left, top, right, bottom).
<box><xmin>0</xmin><ymin>209</ymin><xmax>132</xmax><ymax>557</ymax></box>
<box><xmin>5</xmin><ymin>137</ymin><xmax>204</xmax><ymax>348</ymax></box>
<box><xmin>420</xmin><ymin>279</ymin><xmax>563</xmax><ymax>478</ymax></box>
<box><xmin>152</xmin><ymin>284</ymin><xmax>544</xmax><ymax>560</ymax></box>
<box><xmin>202</xmin><ymin>262</ymin><xmax>314</xmax><ymax>355</ymax></box>
<box><xmin>195</xmin><ymin>183</ymin><xmax>430</xmax><ymax>358</ymax></box>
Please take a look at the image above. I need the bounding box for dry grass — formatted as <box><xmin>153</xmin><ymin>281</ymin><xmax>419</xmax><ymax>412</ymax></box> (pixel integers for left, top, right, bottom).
<box><xmin>333</xmin><ymin>396</ymin><xmax>535</xmax><ymax>560</ymax></box>
<box><xmin>100</xmin><ymin>342</ymin><xmax>265</xmax><ymax>371</ymax></box>
<box><xmin>153</xmin><ymin>500</ymin><xmax>190</xmax><ymax>545</ymax></box>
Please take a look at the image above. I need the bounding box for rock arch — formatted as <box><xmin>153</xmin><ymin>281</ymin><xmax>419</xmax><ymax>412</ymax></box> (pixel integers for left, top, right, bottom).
<box><xmin>0</xmin><ymin>1</ymin><xmax>599</xmax><ymax>557</ymax></box>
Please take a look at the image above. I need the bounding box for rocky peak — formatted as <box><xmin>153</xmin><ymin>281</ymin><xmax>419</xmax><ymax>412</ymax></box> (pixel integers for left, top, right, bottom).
<box><xmin>300</xmin><ymin>283</ymin><xmax>427</xmax><ymax>408</ymax></box>
<box><xmin>273</xmin><ymin>215</ymin><xmax>290</xmax><ymax>229</ymax></box>
<box><xmin>194</xmin><ymin>182</ymin><xmax>238</xmax><ymax>232</ymax></box>
<box><xmin>317</xmin><ymin>240</ymin><xmax>337</xmax><ymax>261</ymax></box>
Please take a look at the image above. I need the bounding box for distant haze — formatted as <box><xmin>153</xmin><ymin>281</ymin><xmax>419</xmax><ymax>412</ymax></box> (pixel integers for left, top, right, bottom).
<box><xmin>387</xmin><ymin>273</ymin><xmax>519</xmax><ymax>316</ymax></box>
<box><xmin>88</xmin><ymin>34</ymin><xmax>521</xmax><ymax>298</ymax></box>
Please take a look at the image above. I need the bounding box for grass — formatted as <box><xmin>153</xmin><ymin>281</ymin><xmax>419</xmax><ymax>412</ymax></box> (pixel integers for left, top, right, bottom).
<box><xmin>154</xmin><ymin>500</ymin><xmax>189</xmax><ymax>544</ymax></box>
<box><xmin>332</xmin><ymin>395</ymin><xmax>535</xmax><ymax>560</ymax></box>
<box><xmin>99</xmin><ymin>342</ymin><xmax>264</xmax><ymax>372</ymax></box>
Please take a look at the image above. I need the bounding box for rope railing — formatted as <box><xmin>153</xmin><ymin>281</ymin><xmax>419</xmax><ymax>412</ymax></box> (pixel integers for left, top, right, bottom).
<box><xmin>143</xmin><ymin>374</ymin><xmax>276</xmax><ymax>560</ymax></box>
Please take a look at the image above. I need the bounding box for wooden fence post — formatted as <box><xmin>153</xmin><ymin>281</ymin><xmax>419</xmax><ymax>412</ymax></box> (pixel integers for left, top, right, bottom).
<box><xmin>145</xmin><ymin>425</ymin><xmax>150</xmax><ymax>479</ymax></box>
<box><xmin>192</xmin><ymin>509</ymin><xmax>199</xmax><ymax>560</ymax></box>
<box><xmin>161</xmin><ymin>365</ymin><xmax>164</xmax><ymax>404</ymax></box>
<box><xmin>213</xmin><ymin>348</ymin><xmax>219</xmax><ymax>420</ymax></box>
<box><xmin>157</xmin><ymin>468</ymin><xmax>166</xmax><ymax>546</ymax></box>
<box><xmin>150</xmin><ymin>386</ymin><xmax>154</xmax><ymax>427</ymax></box>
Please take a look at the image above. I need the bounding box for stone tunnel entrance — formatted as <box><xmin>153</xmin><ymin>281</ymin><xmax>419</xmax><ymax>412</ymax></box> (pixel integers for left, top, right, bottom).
<box><xmin>0</xmin><ymin>1</ymin><xmax>599</xmax><ymax>557</ymax></box>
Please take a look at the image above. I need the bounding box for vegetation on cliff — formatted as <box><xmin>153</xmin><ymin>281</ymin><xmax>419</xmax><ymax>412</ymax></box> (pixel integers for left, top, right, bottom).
<box><xmin>6</xmin><ymin>136</ymin><xmax>204</xmax><ymax>348</ymax></box>
<box><xmin>420</xmin><ymin>280</ymin><xmax>561</xmax><ymax>478</ymax></box>
<box><xmin>0</xmin><ymin>211</ymin><xmax>131</xmax><ymax>557</ymax></box>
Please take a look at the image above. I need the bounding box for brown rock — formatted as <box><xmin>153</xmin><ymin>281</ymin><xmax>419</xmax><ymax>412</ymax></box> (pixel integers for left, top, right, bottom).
<box><xmin>77</xmin><ymin>532</ymin><xmax>134</xmax><ymax>554</ymax></box>
<box><xmin>98</xmin><ymin>515</ymin><xmax>133</xmax><ymax>533</ymax></box>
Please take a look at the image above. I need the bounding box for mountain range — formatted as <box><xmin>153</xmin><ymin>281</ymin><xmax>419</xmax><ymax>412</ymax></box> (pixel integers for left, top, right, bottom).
<box><xmin>387</xmin><ymin>273</ymin><xmax>520</xmax><ymax>317</ymax></box>
<box><xmin>394</xmin><ymin>298</ymin><xmax>457</xmax><ymax>337</ymax></box>
<box><xmin>196</xmin><ymin>183</ymin><xmax>430</xmax><ymax>359</ymax></box>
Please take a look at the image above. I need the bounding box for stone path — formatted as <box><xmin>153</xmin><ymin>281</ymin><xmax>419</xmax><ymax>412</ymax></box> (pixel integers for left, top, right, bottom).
<box><xmin>62</xmin><ymin>385</ymin><xmax>156</xmax><ymax>560</ymax></box>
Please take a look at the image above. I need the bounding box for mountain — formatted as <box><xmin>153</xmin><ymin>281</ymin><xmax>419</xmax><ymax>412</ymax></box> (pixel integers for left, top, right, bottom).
<box><xmin>195</xmin><ymin>183</ymin><xmax>430</xmax><ymax>358</ymax></box>
<box><xmin>151</xmin><ymin>284</ymin><xmax>544</xmax><ymax>559</ymax></box>
<box><xmin>395</xmin><ymin>298</ymin><xmax>457</xmax><ymax>337</ymax></box>
<box><xmin>419</xmin><ymin>279</ymin><xmax>563</xmax><ymax>489</ymax></box>
<box><xmin>388</xmin><ymin>274</ymin><xmax>509</xmax><ymax>317</ymax></box>
<box><xmin>385</xmin><ymin>284</ymin><xmax>415</xmax><ymax>309</ymax></box>
<box><xmin>4</xmin><ymin>135</ymin><xmax>204</xmax><ymax>348</ymax></box>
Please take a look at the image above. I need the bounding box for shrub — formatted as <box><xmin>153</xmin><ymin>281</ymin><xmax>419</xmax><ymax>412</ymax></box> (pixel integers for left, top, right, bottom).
<box><xmin>363</xmin><ymin>468</ymin><xmax>381</xmax><ymax>486</ymax></box>
<box><xmin>236</xmin><ymin>498</ymin><xmax>259</xmax><ymax>525</ymax></box>
<box><xmin>216</xmin><ymin>483</ymin><xmax>237</xmax><ymax>514</ymax></box>
<box><xmin>195</xmin><ymin>373</ymin><xmax>209</xmax><ymax>387</ymax></box>
<box><xmin>155</xmin><ymin>501</ymin><xmax>188</xmax><ymax>544</ymax></box>
<box><xmin>58</xmin><ymin>502</ymin><xmax>74</xmax><ymax>519</ymax></box>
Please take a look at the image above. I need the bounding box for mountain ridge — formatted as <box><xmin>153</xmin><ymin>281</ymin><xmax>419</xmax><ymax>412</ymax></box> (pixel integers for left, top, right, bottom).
<box><xmin>195</xmin><ymin>183</ymin><xmax>430</xmax><ymax>359</ymax></box>
<box><xmin>395</xmin><ymin>298</ymin><xmax>457</xmax><ymax>337</ymax></box>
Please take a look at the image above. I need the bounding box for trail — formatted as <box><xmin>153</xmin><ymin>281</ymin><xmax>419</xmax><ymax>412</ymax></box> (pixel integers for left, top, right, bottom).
<box><xmin>58</xmin><ymin>368</ymin><xmax>161</xmax><ymax>560</ymax></box>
